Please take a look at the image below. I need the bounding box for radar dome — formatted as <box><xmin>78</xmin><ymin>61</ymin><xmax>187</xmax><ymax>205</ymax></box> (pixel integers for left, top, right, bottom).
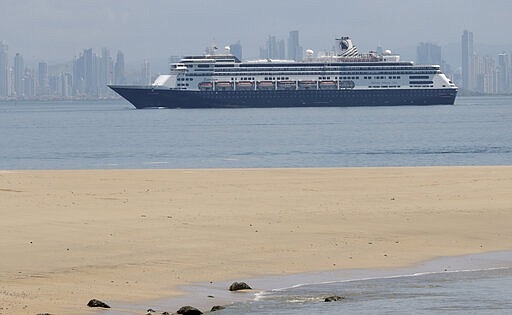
<box><xmin>384</xmin><ymin>49</ymin><xmax>392</xmax><ymax>55</ymax></box>
<box><xmin>306</xmin><ymin>49</ymin><xmax>314</xmax><ymax>56</ymax></box>
<box><xmin>224</xmin><ymin>46</ymin><xmax>231</xmax><ymax>53</ymax></box>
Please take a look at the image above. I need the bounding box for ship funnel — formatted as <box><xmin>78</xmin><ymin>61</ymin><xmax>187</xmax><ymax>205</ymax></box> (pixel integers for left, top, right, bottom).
<box><xmin>335</xmin><ymin>36</ymin><xmax>359</xmax><ymax>57</ymax></box>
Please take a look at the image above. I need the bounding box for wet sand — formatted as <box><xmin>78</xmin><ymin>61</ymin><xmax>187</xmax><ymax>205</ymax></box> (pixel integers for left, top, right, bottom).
<box><xmin>1</xmin><ymin>166</ymin><xmax>511</xmax><ymax>314</ymax></box>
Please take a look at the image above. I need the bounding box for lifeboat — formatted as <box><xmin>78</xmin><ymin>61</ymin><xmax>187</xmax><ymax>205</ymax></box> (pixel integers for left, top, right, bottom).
<box><xmin>198</xmin><ymin>82</ymin><xmax>213</xmax><ymax>91</ymax></box>
<box><xmin>298</xmin><ymin>80</ymin><xmax>317</xmax><ymax>90</ymax></box>
<box><xmin>319</xmin><ymin>81</ymin><xmax>337</xmax><ymax>90</ymax></box>
<box><xmin>236</xmin><ymin>81</ymin><xmax>254</xmax><ymax>91</ymax></box>
<box><xmin>215</xmin><ymin>81</ymin><xmax>234</xmax><ymax>91</ymax></box>
<box><xmin>277</xmin><ymin>81</ymin><xmax>296</xmax><ymax>90</ymax></box>
<box><xmin>339</xmin><ymin>80</ymin><xmax>355</xmax><ymax>89</ymax></box>
<box><xmin>257</xmin><ymin>81</ymin><xmax>275</xmax><ymax>90</ymax></box>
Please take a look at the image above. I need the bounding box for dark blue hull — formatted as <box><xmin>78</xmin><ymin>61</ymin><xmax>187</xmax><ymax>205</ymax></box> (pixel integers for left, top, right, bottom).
<box><xmin>108</xmin><ymin>85</ymin><xmax>457</xmax><ymax>109</ymax></box>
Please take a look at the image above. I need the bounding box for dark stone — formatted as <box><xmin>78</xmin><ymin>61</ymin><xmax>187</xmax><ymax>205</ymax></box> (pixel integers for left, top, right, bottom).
<box><xmin>87</xmin><ymin>299</ymin><xmax>111</xmax><ymax>308</ymax></box>
<box><xmin>36</xmin><ymin>313</ymin><xmax>54</xmax><ymax>315</ymax></box>
<box><xmin>177</xmin><ymin>305</ymin><xmax>203</xmax><ymax>315</ymax></box>
<box><xmin>228</xmin><ymin>281</ymin><xmax>252</xmax><ymax>291</ymax></box>
<box><xmin>162</xmin><ymin>312</ymin><xmax>170</xmax><ymax>315</ymax></box>
<box><xmin>324</xmin><ymin>295</ymin><xmax>345</xmax><ymax>302</ymax></box>
<box><xmin>210</xmin><ymin>305</ymin><xmax>226</xmax><ymax>312</ymax></box>
<box><xmin>147</xmin><ymin>309</ymin><xmax>156</xmax><ymax>313</ymax></box>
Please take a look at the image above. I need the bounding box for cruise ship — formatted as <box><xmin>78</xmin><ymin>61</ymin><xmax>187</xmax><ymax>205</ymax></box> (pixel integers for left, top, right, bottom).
<box><xmin>109</xmin><ymin>36</ymin><xmax>457</xmax><ymax>109</ymax></box>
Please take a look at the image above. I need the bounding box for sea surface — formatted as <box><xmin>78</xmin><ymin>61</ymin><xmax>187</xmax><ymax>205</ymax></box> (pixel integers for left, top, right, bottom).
<box><xmin>1</xmin><ymin>96</ymin><xmax>512</xmax><ymax>169</ymax></box>
<box><xmin>219</xmin><ymin>266</ymin><xmax>512</xmax><ymax>314</ymax></box>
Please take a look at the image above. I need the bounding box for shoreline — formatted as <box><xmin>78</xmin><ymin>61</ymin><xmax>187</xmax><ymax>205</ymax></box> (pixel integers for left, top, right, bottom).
<box><xmin>1</xmin><ymin>166</ymin><xmax>511</xmax><ymax>314</ymax></box>
<box><xmin>101</xmin><ymin>250</ymin><xmax>512</xmax><ymax>314</ymax></box>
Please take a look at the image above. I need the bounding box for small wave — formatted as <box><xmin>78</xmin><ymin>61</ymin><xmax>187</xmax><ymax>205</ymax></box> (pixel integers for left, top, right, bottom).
<box><xmin>257</xmin><ymin>266</ymin><xmax>512</xmax><ymax>300</ymax></box>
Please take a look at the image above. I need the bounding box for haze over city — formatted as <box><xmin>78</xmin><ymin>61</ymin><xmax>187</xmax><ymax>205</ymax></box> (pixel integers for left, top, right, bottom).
<box><xmin>2</xmin><ymin>0</ymin><xmax>512</xmax><ymax>99</ymax></box>
<box><xmin>1</xmin><ymin>0</ymin><xmax>512</xmax><ymax>64</ymax></box>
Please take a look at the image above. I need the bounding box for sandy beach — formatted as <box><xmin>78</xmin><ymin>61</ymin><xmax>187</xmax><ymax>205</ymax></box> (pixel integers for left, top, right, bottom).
<box><xmin>1</xmin><ymin>166</ymin><xmax>511</xmax><ymax>314</ymax></box>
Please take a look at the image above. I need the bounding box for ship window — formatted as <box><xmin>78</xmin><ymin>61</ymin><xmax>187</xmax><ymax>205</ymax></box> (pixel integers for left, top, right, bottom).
<box><xmin>409</xmin><ymin>81</ymin><xmax>434</xmax><ymax>85</ymax></box>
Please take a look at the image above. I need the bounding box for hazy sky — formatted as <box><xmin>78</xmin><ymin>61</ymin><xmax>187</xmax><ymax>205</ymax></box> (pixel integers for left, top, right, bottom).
<box><xmin>1</xmin><ymin>0</ymin><xmax>512</xmax><ymax>65</ymax></box>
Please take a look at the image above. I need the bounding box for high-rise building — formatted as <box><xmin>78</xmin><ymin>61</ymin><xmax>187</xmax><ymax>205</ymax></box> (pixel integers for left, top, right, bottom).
<box><xmin>475</xmin><ymin>55</ymin><xmax>497</xmax><ymax>94</ymax></box>
<box><xmin>416</xmin><ymin>42</ymin><xmax>442</xmax><ymax>65</ymax></box>
<box><xmin>260</xmin><ymin>35</ymin><xmax>286</xmax><ymax>60</ymax></box>
<box><xmin>23</xmin><ymin>69</ymin><xmax>36</xmax><ymax>97</ymax></box>
<box><xmin>99</xmin><ymin>48</ymin><xmax>113</xmax><ymax>95</ymax></box>
<box><xmin>72</xmin><ymin>48</ymin><xmax>105</xmax><ymax>97</ymax></box>
<box><xmin>229</xmin><ymin>41</ymin><xmax>243</xmax><ymax>61</ymax></box>
<box><xmin>83</xmin><ymin>48</ymin><xmax>98</xmax><ymax>96</ymax></box>
<box><xmin>277</xmin><ymin>39</ymin><xmax>285</xmax><ymax>60</ymax></box>
<box><xmin>260</xmin><ymin>35</ymin><xmax>276</xmax><ymax>59</ymax></box>
<box><xmin>461</xmin><ymin>30</ymin><xmax>474</xmax><ymax>91</ymax></box>
<box><xmin>497</xmin><ymin>53</ymin><xmax>509</xmax><ymax>94</ymax></box>
<box><xmin>38</xmin><ymin>61</ymin><xmax>49</xmax><ymax>96</ymax></box>
<box><xmin>73</xmin><ymin>54</ymin><xmax>85</xmax><ymax>96</ymax></box>
<box><xmin>141</xmin><ymin>60</ymin><xmax>151</xmax><ymax>85</ymax></box>
<box><xmin>287</xmin><ymin>30</ymin><xmax>302</xmax><ymax>61</ymax></box>
<box><xmin>0</xmin><ymin>41</ymin><xmax>8</xmax><ymax>97</ymax></box>
<box><xmin>13</xmin><ymin>53</ymin><xmax>24</xmax><ymax>97</ymax></box>
<box><xmin>114</xmin><ymin>51</ymin><xmax>126</xmax><ymax>84</ymax></box>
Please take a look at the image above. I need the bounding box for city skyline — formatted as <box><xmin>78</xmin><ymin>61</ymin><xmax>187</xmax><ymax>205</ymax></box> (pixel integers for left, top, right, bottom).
<box><xmin>2</xmin><ymin>28</ymin><xmax>512</xmax><ymax>99</ymax></box>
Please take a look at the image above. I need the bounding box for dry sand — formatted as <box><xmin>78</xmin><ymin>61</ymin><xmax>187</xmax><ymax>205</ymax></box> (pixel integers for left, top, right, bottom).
<box><xmin>0</xmin><ymin>166</ymin><xmax>511</xmax><ymax>314</ymax></box>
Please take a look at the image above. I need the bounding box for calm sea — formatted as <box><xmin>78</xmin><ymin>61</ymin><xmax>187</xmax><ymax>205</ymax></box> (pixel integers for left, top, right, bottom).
<box><xmin>1</xmin><ymin>96</ymin><xmax>511</xmax><ymax>170</ymax></box>
<box><xmin>219</xmin><ymin>266</ymin><xmax>512</xmax><ymax>314</ymax></box>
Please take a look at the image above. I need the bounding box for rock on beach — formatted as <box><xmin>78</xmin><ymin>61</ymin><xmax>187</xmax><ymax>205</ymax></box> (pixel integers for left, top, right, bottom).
<box><xmin>229</xmin><ymin>281</ymin><xmax>252</xmax><ymax>291</ymax></box>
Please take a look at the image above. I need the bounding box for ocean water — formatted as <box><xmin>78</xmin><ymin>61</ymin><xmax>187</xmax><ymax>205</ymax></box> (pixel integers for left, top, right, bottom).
<box><xmin>1</xmin><ymin>96</ymin><xmax>512</xmax><ymax>169</ymax></box>
<box><xmin>219</xmin><ymin>267</ymin><xmax>512</xmax><ymax>314</ymax></box>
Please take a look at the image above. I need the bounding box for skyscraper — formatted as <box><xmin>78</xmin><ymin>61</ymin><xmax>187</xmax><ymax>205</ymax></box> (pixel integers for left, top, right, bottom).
<box><xmin>0</xmin><ymin>41</ymin><xmax>8</xmax><ymax>97</ymax></box>
<box><xmin>229</xmin><ymin>41</ymin><xmax>243</xmax><ymax>61</ymax></box>
<box><xmin>260</xmin><ymin>35</ymin><xmax>276</xmax><ymax>59</ymax></box>
<box><xmin>497</xmin><ymin>53</ymin><xmax>509</xmax><ymax>93</ymax></box>
<box><xmin>461</xmin><ymin>30</ymin><xmax>474</xmax><ymax>91</ymax></box>
<box><xmin>416</xmin><ymin>42</ymin><xmax>442</xmax><ymax>65</ymax></box>
<box><xmin>83</xmin><ymin>48</ymin><xmax>97</xmax><ymax>96</ymax></box>
<box><xmin>475</xmin><ymin>55</ymin><xmax>497</xmax><ymax>94</ymax></box>
<box><xmin>260</xmin><ymin>35</ymin><xmax>286</xmax><ymax>60</ymax></box>
<box><xmin>99</xmin><ymin>48</ymin><xmax>113</xmax><ymax>95</ymax></box>
<box><xmin>277</xmin><ymin>39</ymin><xmax>285</xmax><ymax>60</ymax></box>
<box><xmin>13</xmin><ymin>53</ymin><xmax>24</xmax><ymax>97</ymax></box>
<box><xmin>114</xmin><ymin>51</ymin><xmax>126</xmax><ymax>84</ymax></box>
<box><xmin>287</xmin><ymin>30</ymin><xmax>302</xmax><ymax>61</ymax></box>
<box><xmin>141</xmin><ymin>60</ymin><xmax>151</xmax><ymax>85</ymax></box>
<box><xmin>38</xmin><ymin>61</ymin><xmax>49</xmax><ymax>96</ymax></box>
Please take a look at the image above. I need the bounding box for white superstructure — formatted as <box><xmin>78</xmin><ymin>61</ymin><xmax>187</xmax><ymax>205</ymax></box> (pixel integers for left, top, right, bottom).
<box><xmin>152</xmin><ymin>36</ymin><xmax>456</xmax><ymax>93</ymax></box>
